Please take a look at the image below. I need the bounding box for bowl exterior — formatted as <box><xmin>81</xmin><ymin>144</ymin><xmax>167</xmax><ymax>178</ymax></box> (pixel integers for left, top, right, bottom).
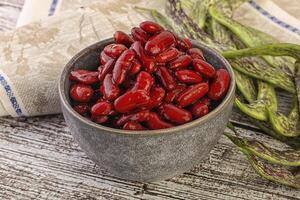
<box><xmin>59</xmin><ymin>39</ymin><xmax>235</xmax><ymax>182</ymax></box>
<box><xmin>62</xmin><ymin>101</ymin><xmax>232</xmax><ymax>182</ymax></box>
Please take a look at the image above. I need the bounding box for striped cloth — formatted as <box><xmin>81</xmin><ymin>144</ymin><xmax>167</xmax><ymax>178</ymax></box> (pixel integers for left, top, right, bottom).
<box><xmin>0</xmin><ymin>0</ymin><xmax>299</xmax><ymax>117</ymax></box>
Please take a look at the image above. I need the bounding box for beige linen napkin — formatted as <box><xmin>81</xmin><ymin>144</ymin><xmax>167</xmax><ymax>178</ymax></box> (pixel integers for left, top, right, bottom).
<box><xmin>0</xmin><ymin>0</ymin><xmax>300</xmax><ymax>117</ymax></box>
<box><xmin>0</xmin><ymin>0</ymin><xmax>162</xmax><ymax>117</ymax></box>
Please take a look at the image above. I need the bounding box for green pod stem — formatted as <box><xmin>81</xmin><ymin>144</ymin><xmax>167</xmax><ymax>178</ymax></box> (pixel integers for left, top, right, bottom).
<box><xmin>209</xmin><ymin>5</ymin><xmax>295</xmax><ymax>75</ymax></box>
<box><xmin>224</xmin><ymin>132</ymin><xmax>300</xmax><ymax>166</ymax></box>
<box><xmin>268</xmin><ymin>99</ymin><xmax>300</xmax><ymax>138</ymax></box>
<box><xmin>235</xmin><ymin>81</ymin><xmax>277</xmax><ymax>121</ymax></box>
<box><xmin>222</xmin><ymin>43</ymin><xmax>300</xmax><ymax>60</ymax></box>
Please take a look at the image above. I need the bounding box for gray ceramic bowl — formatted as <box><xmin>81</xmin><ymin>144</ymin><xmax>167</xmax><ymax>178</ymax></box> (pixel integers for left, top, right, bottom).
<box><xmin>59</xmin><ymin>38</ymin><xmax>235</xmax><ymax>182</ymax></box>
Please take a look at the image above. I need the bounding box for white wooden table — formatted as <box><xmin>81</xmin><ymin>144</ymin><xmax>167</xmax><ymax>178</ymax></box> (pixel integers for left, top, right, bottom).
<box><xmin>0</xmin><ymin>1</ymin><xmax>300</xmax><ymax>199</ymax></box>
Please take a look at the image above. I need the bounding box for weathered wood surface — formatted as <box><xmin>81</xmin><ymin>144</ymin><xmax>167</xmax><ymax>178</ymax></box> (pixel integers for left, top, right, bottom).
<box><xmin>0</xmin><ymin>1</ymin><xmax>300</xmax><ymax>199</ymax></box>
<box><xmin>1</xmin><ymin>114</ymin><xmax>300</xmax><ymax>200</ymax></box>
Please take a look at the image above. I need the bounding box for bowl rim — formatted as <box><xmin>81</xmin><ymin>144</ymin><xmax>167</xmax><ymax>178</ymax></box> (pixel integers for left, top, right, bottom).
<box><xmin>59</xmin><ymin>38</ymin><xmax>236</xmax><ymax>136</ymax></box>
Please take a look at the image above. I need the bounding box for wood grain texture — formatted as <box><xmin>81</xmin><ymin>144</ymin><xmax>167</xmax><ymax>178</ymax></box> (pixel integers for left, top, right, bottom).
<box><xmin>0</xmin><ymin>115</ymin><xmax>300</xmax><ymax>200</ymax></box>
<box><xmin>0</xmin><ymin>1</ymin><xmax>299</xmax><ymax>199</ymax></box>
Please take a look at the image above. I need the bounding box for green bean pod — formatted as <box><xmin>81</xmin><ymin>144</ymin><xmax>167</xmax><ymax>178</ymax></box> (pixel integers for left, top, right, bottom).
<box><xmin>208</xmin><ymin>14</ymin><xmax>257</xmax><ymax>104</ymax></box>
<box><xmin>254</xmin><ymin>121</ymin><xmax>300</xmax><ymax>149</ymax></box>
<box><xmin>181</xmin><ymin>0</ymin><xmax>213</xmax><ymax>29</ymax></box>
<box><xmin>208</xmin><ymin>5</ymin><xmax>295</xmax><ymax>75</ymax></box>
<box><xmin>234</xmin><ymin>69</ymin><xmax>256</xmax><ymax>103</ymax></box>
<box><xmin>225</xmin><ymin>132</ymin><xmax>300</xmax><ymax>166</ymax></box>
<box><xmin>225</xmin><ymin>125</ymin><xmax>300</xmax><ymax>188</ymax></box>
<box><xmin>228</xmin><ymin>57</ymin><xmax>295</xmax><ymax>93</ymax></box>
<box><xmin>235</xmin><ymin>82</ymin><xmax>277</xmax><ymax>121</ymax></box>
<box><xmin>245</xmin><ymin>151</ymin><xmax>300</xmax><ymax>189</ymax></box>
<box><xmin>166</xmin><ymin>0</ymin><xmax>296</xmax><ymax>94</ymax></box>
<box><xmin>295</xmin><ymin>61</ymin><xmax>300</xmax><ymax>110</ymax></box>
<box><xmin>222</xmin><ymin>43</ymin><xmax>300</xmax><ymax>60</ymax></box>
<box><xmin>268</xmin><ymin>99</ymin><xmax>300</xmax><ymax>138</ymax></box>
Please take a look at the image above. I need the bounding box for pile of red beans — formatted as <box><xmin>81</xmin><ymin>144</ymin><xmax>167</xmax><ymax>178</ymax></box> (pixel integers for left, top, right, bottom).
<box><xmin>69</xmin><ymin>21</ymin><xmax>230</xmax><ymax>131</ymax></box>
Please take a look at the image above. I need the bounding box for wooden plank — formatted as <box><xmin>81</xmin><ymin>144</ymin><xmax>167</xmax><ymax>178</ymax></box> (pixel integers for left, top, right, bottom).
<box><xmin>0</xmin><ymin>115</ymin><xmax>299</xmax><ymax>200</ymax></box>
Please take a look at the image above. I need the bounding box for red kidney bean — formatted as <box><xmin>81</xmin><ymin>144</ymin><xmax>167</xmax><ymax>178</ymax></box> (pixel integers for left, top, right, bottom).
<box><xmin>169</xmin><ymin>55</ymin><xmax>192</xmax><ymax>69</ymax></box>
<box><xmin>91</xmin><ymin>115</ymin><xmax>109</xmax><ymax>124</ymax></box>
<box><xmin>114</xmin><ymin>90</ymin><xmax>150</xmax><ymax>113</ymax></box>
<box><xmin>131</xmin><ymin>27</ymin><xmax>149</xmax><ymax>44</ymax></box>
<box><xmin>156</xmin><ymin>66</ymin><xmax>177</xmax><ymax>90</ymax></box>
<box><xmin>123</xmin><ymin>121</ymin><xmax>146</xmax><ymax>130</ymax></box>
<box><xmin>69</xmin><ymin>21</ymin><xmax>232</xmax><ymax>130</ymax></box>
<box><xmin>73</xmin><ymin>103</ymin><xmax>90</xmax><ymax>115</ymax></box>
<box><xmin>140</xmin><ymin>21</ymin><xmax>163</xmax><ymax>34</ymax></box>
<box><xmin>114</xmin><ymin>31</ymin><xmax>134</xmax><ymax>47</ymax></box>
<box><xmin>129</xmin><ymin>59</ymin><xmax>142</xmax><ymax>76</ymax></box>
<box><xmin>103</xmin><ymin>44</ymin><xmax>127</xmax><ymax>58</ymax></box>
<box><xmin>187</xmin><ymin>48</ymin><xmax>205</xmax><ymax>60</ymax></box>
<box><xmin>155</xmin><ymin>47</ymin><xmax>179</xmax><ymax>63</ymax></box>
<box><xmin>144</xmin><ymin>58</ymin><xmax>157</xmax><ymax>73</ymax></box>
<box><xmin>198</xmin><ymin>97</ymin><xmax>211</xmax><ymax>107</ymax></box>
<box><xmin>145</xmin><ymin>31</ymin><xmax>176</xmax><ymax>56</ymax></box>
<box><xmin>175</xmin><ymin>69</ymin><xmax>203</xmax><ymax>84</ymax></box>
<box><xmin>146</xmin><ymin>112</ymin><xmax>173</xmax><ymax>129</ymax></box>
<box><xmin>192</xmin><ymin>59</ymin><xmax>216</xmax><ymax>78</ymax></box>
<box><xmin>144</xmin><ymin>86</ymin><xmax>165</xmax><ymax>109</ymax></box>
<box><xmin>176</xmin><ymin>37</ymin><xmax>192</xmax><ymax>51</ymax></box>
<box><xmin>91</xmin><ymin>101</ymin><xmax>112</xmax><ymax>116</ymax></box>
<box><xmin>156</xmin><ymin>63</ymin><xmax>166</xmax><ymax>68</ymax></box>
<box><xmin>208</xmin><ymin>69</ymin><xmax>230</xmax><ymax>100</ymax></box>
<box><xmin>131</xmin><ymin>41</ymin><xmax>156</xmax><ymax>73</ymax></box>
<box><xmin>100</xmin><ymin>51</ymin><xmax>113</xmax><ymax>65</ymax></box>
<box><xmin>176</xmin><ymin>82</ymin><xmax>209</xmax><ymax>107</ymax></box>
<box><xmin>164</xmin><ymin>85</ymin><xmax>186</xmax><ymax>103</ymax></box>
<box><xmin>70</xmin><ymin>83</ymin><xmax>94</xmax><ymax>103</ymax></box>
<box><xmin>102</xmin><ymin>74</ymin><xmax>120</xmax><ymax>101</ymax></box>
<box><xmin>112</xmin><ymin>49</ymin><xmax>135</xmax><ymax>85</ymax></box>
<box><xmin>117</xmin><ymin>110</ymin><xmax>150</xmax><ymax>126</ymax></box>
<box><xmin>191</xmin><ymin>102</ymin><xmax>209</xmax><ymax>118</ymax></box>
<box><xmin>160</xmin><ymin>104</ymin><xmax>192</xmax><ymax>124</ymax></box>
<box><xmin>98</xmin><ymin>59</ymin><xmax>115</xmax><ymax>81</ymax></box>
<box><xmin>69</xmin><ymin>69</ymin><xmax>99</xmax><ymax>84</ymax></box>
<box><xmin>131</xmin><ymin>71</ymin><xmax>154</xmax><ymax>93</ymax></box>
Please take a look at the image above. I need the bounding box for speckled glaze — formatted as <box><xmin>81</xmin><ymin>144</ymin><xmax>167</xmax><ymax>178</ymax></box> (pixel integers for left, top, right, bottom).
<box><xmin>59</xmin><ymin>38</ymin><xmax>235</xmax><ymax>182</ymax></box>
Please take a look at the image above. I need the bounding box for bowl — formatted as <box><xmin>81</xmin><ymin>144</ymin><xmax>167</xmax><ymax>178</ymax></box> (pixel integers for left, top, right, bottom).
<box><xmin>58</xmin><ymin>38</ymin><xmax>235</xmax><ymax>182</ymax></box>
